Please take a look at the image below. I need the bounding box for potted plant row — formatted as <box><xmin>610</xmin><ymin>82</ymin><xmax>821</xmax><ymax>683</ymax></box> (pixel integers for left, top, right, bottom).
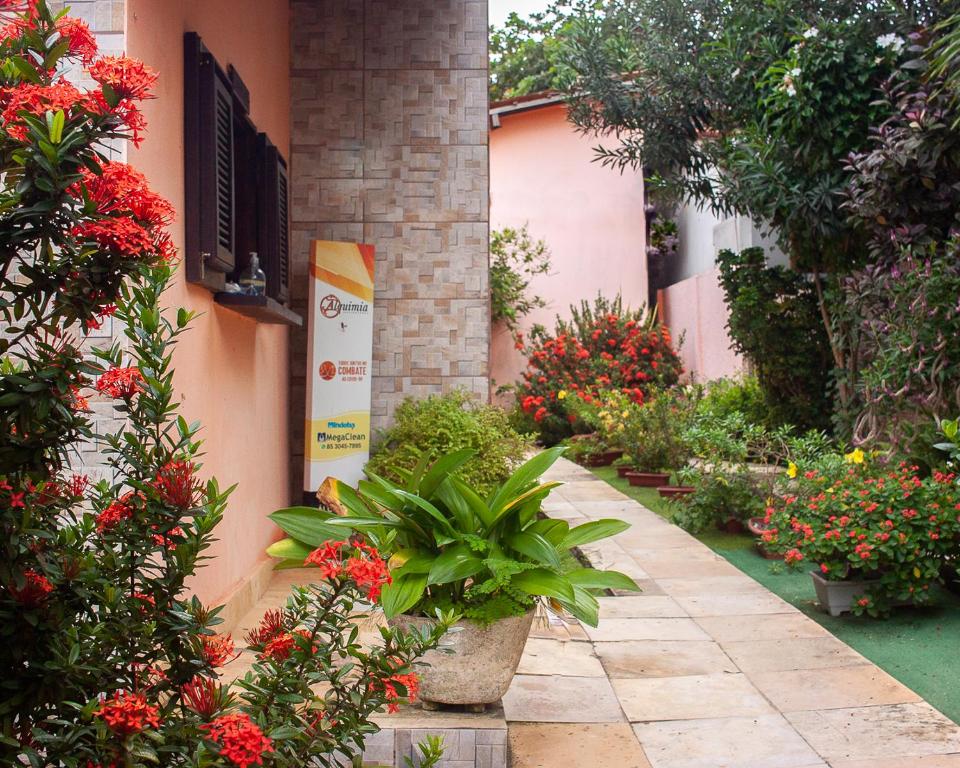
<box><xmin>269</xmin><ymin>447</ymin><xmax>639</xmax><ymax>707</ymax></box>
<box><xmin>765</xmin><ymin>456</ymin><xmax>960</xmax><ymax>617</ymax></box>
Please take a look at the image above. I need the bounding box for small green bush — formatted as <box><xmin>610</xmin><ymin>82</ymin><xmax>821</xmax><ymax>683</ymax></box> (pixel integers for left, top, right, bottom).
<box><xmin>367</xmin><ymin>390</ymin><xmax>533</xmax><ymax>496</ymax></box>
<box><xmin>697</xmin><ymin>376</ymin><xmax>772</xmax><ymax>428</ymax></box>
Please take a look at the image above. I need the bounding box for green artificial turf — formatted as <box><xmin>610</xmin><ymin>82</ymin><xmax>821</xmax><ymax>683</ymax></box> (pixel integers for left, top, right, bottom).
<box><xmin>592</xmin><ymin>465</ymin><xmax>960</xmax><ymax>724</ymax></box>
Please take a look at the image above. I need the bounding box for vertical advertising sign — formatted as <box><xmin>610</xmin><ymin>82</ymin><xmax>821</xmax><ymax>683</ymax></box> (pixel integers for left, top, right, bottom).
<box><xmin>303</xmin><ymin>241</ymin><xmax>375</xmax><ymax>499</ymax></box>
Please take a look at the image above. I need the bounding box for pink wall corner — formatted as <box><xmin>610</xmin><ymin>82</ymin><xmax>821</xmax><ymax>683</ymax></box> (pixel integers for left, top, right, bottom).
<box><xmin>661</xmin><ymin>267</ymin><xmax>745</xmax><ymax>382</ymax></box>
<box><xmin>126</xmin><ymin>0</ymin><xmax>291</xmax><ymax>606</ymax></box>
<box><xmin>489</xmin><ymin>104</ymin><xmax>648</xmax><ymax>399</ymax></box>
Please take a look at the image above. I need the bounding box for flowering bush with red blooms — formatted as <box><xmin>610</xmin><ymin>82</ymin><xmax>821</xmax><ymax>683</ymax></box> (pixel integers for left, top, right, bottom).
<box><xmin>516</xmin><ymin>295</ymin><xmax>682</xmax><ymax>443</ymax></box>
<box><xmin>764</xmin><ymin>455</ymin><xmax>960</xmax><ymax>616</ymax></box>
<box><xmin>0</xmin><ymin>5</ymin><xmax>451</xmax><ymax>766</ymax></box>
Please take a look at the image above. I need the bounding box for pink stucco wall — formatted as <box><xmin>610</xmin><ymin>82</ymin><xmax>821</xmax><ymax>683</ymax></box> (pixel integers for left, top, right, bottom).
<box><xmin>489</xmin><ymin>104</ymin><xmax>647</xmax><ymax>397</ymax></box>
<box><xmin>661</xmin><ymin>267</ymin><xmax>744</xmax><ymax>381</ymax></box>
<box><xmin>127</xmin><ymin>0</ymin><xmax>291</xmax><ymax>605</ymax></box>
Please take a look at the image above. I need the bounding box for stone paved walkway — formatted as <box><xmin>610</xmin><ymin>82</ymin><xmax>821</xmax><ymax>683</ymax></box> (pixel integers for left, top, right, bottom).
<box><xmin>505</xmin><ymin>458</ymin><xmax>960</xmax><ymax>768</ymax></box>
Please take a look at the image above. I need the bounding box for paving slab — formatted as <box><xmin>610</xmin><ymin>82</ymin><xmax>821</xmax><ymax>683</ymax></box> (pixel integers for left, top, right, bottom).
<box><xmin>748</xmin><ymin>665</ymin><xmax>921</xmax><ymax>712</ymax></box>
<box><xmin>516</xmin><ymin>637</ymin><xmax>605</xmax><ymax>677</ymax></box>
<box><xmin>693</xmin><ymin>613</ymin><xmax>832</xmax><ymax>642</ymax></box>
<box><xmin>786</xmin><ymin>703</ymin><xmax>960</xmax><ymax>763</ymax></box>
<box><xmin>501</xmin><ymin>674</ymin><xmax>625</xmax><ymax>723</ymax></box>
<box><xmin>596</xmin><ymin>640</ymin><xmax>738</xmax><ymax>679</ymax></box>
<box><xmin>720</xmin><ymin>637</ymin><xmax>870</xmax><ymax>674</ymax></box>
<box><xmin>632</xmin><ymin>714</ymin><xmax>827</xmax><ymax>768</ymax></box>
<box><xmin>509</xmin><ymin>723</ymin><xmax>653</xmax><ymax>768</ymax></box>
<box><xmin>656</xmin><ymin>575</ymin><xmax>772</xmax><ymax>596</ymax></box>
<box><xmin>673</xmin><ymin>592</ymin><xmax>798</xmax><ymax>617</ymax></box>
<box><xmin>829</xmin><ymin>756</ymin><xmax>960</xmax><ymax>768</ymax></box>
<box><xmin>583</xmin><ymin>617</ymin><xmax>712</xmax><ymax>642</ymax></box>
<box><xmin>612</xmin><ymin>673</ymin><xmax>775</xmax><ymax>722</ymax></box>
<box><xmin>596</xmin><ymin>595</ymin><xmax>688</xmax><ymax>618</ymax></box>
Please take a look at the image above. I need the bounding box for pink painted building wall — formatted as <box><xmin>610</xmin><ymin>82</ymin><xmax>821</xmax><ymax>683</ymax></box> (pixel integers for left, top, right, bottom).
<box><xmin>489</xmin><ymin>102</ymin><xmax>647</xmax><ymax>397</ymax></box>
<box><xmin>127</xmin><ymin>0</ymin><xmax>291</xmax><ymax>606</ymax></box>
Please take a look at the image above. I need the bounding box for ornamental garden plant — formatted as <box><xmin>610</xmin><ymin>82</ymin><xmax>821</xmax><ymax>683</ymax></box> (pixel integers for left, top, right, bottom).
<box><xmin>269</xmin><ymin>447</ymin><xmax>639</xmax><ymax>706</ymax></box>
<box><xmin>517</xmin><ymin>295</ymin><xmax>682</xmax><ymax>444</ymax></box>
<box><xmin>0</xmin><ymin>5</ymin><xmax>447</xmax><ymax>765</ymax></box>
<box><xmin>763</xmin><ymin>453</ymin><xmax>960</xmax><ymax>616</ymax></box>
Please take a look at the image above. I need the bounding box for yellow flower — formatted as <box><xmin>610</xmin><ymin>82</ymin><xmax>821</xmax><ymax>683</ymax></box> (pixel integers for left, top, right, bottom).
<box><xmin>557</xmin><ymin>390</ymin><xmax>567</xmax><ymax>400</ymax></box>
<box><xmin>844</xmin><ymin>448</ymin><xmax>865</xmax><ymax>464</ymax></box>
<box><xmin>621</xmin><ymin>410</ymin><xmax>630</xmax><ymax>418</ymax></box>
<box><xmin>787</xmin><ymin>462</ymin><xmax>798</xmax><ymax>479</ymax></box>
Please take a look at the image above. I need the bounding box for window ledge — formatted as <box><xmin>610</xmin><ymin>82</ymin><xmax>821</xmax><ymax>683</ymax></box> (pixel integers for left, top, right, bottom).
<box><xmin>214</xmin><ymin>293</ymin><xmax>302</xmax><ymax>327</ymax></box>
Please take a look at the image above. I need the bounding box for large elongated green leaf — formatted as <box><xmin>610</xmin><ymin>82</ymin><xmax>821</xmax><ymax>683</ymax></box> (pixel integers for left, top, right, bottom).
<box><xmin>358</xmin><ymin>478</ymin><xmax>403</xmax><ymax>513</ymax></box>
<box><xmin>390</xmin><ymin>549</ymin><xmax>435</xmax><ymax>577</ymax></box>
<box><xmin>332</xmin><ymin>479</ymin><xmax>377</xmax><ymax>517</ymax></box>
<box><xmin>434</xmin><ymin>479</ymin><xmax>476</xmax><ymax>533</ymax></box>
<box><xmin>450</xmin><ymin>477</ymin><xmax>494</xmax><ymax>529</ymax></box>
<box><xmin>393</xmin><ymin>489</ymin><xmax>455</xmax><ymax>534</ymax></box>
<box><xmin>266</xmin><ymin>537</ymin><xmax>313</xmax><ymax>563</ymax></box>
<box><xmin>268</xmin><ymin>507</ymin><xmax>343</xmax><ymax>546</ymax></box>
<box><xmin>526</xmin><ymin>518</ymin><xmax>570</xmax><ymax>545</ymax></box>
<box><xmin>420</xmin><ymin>449</ymin><xmax>476</xmax><ymax>498</ymax></box>
<box><xmin>427</xmin><ymin>544</ymin><xmax>484</xmax><ymax>585</ymax></box>
<box><xmin>488</xmin><ymin>447</ymin><xmax>565</xmax><ymax>519</ymax></box>
<box><xmin>380</xmin><ymin>574</ymin><xmax>428</xmax><ymax>618</ymax></box>
<box><xmin>561</xmin><ymin>585</ymin><xmax>600</xmax><ymax>627</ymax></box>
<box><xmin>566</xmin><ymin>568</ymin><xmax>640</xmax><ymax>592</ymax></box>
<box><xmin>510</xmin><ymin>567</ymin><xmax>575</xmax><ymax>603</ymax></box>
<box><xmin>506</xmin><ymin>531</ymin><xmax>562</xmax><ymax>569</ymax></box>
<box><xmin>560</xmin><ymin>519</ymin><xmax>630</xmax><ymax>550</ymax></box>
<box><xmin>487</xmin><ymin>481</ymin><xmax>563</xmax><ymax>531</ymax></box>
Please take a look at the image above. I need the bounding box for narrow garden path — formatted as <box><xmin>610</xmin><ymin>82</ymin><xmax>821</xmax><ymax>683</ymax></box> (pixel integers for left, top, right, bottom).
<box><xmin>505</xmin><ymin>458</ymin><xmax>960</xmax><ymax>768</ymax></box>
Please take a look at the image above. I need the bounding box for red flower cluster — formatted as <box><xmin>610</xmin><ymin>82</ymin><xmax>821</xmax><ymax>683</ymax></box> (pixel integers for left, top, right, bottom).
<box><xmin>201</xmin><ymin>713</ymin><xmax>274</xmax><ymax>768</ymax></box>
<box><xmin>0</xmin><ymin>81</ymin><xmax>87</xmax><ymax>142</ymax></box>
<box><xmin>95</xmin><ymin>366</ymin><xmax>144</xmax><ymax>399</ymax></box>
<box><xmin>152</xmin><ymin>459</ymin><xmax>203</xmax><ymax>509</ymax></box>
<box><xmin>95</xmin><ymin>497</ymin><xmax>133</xmax><ymax>533</ymax></box>
<box><xmin>304</xmin><ymin>540</ymin><xmax>392</xmax><ymax>601</ymax></box>
<box><xmin>202</xmin><ymin>633</ymin><xmax>238</xmax><ymax>667</ymax></box>
<box><xmin>89</xmin><ymin>56</ymin><xmax>157</xmax><ymax>100</ymax></box>
<box><xmin>517</xmin><ymin>309</ymin><xmax>682</xmax><ymax>437</ymax></box>
<box><xmin>258</xmin><ymin>629</ymin><xmax>317</xmax><ymax>662</ymax></box>
<box><xmin>8</xmin><ymin>568</ymin><xmax>54</xmax><ymax>605</ymax></box>
<box><xmin>94</xmin><ymin>691</ymin><xmax>160</xmax><ymax>736</ymax></box>
<box><xmin>182</xmin><ymin>675</ymin><xmax>222</xmax><ymax>719</ymax></box>
<box><xmin>244</xmin><ymin>608</ymin><xmax>286</xmax><ymax>647</ymax></box>
<box><xmin>370</xmin><ymin>671</ymin><xmax>420</xmax><ymax>714</ymax></box>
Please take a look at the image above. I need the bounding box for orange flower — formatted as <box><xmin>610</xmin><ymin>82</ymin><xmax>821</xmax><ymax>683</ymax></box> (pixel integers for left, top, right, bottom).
<box><xmin>201</xmin><ymin>713</ymin><xmax>273</xmax><ymax>768</ymax></box>
<box><xmin>94</xmin><ymin>691</ymin><xmax>160</xmax><ymax>736</ymax></box>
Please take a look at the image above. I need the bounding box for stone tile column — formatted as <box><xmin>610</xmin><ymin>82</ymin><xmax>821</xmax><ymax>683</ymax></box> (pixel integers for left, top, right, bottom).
<box><xmin>290</xmin><ymin>0</ymin><xmax>490</xmax><ymax>497</ymax></box>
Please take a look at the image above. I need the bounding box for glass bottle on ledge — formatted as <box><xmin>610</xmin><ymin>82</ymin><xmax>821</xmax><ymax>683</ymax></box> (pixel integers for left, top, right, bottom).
<box><xmin>241</xmin><ymin>252</ymin><xmax>266</xmax><ymax>296</ymax></box>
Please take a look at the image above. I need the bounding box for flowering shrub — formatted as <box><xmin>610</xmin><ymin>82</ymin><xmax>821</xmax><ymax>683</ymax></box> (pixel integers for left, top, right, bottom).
<box><xmin>0</xmin><ymin>5</ymin><xmax>448</xmax><ymax>765</ymax></box>
<box><xmin>517</xmin><ymin>295</ymin><xmax>682</xmax><ymax>443</ymax></box>
<box><xmin>764</xmin><ymin>454</ymin><xmax>960</xmax><ymax>616</ymax></box>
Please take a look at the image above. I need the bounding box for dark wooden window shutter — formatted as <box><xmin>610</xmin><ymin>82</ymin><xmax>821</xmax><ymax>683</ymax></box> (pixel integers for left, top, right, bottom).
<box><xmin>256</xmin><ymin>134</ymin><xmax>291</xmax><ymax>304</ymax></box>
<box><xmin>184</xmin><ymin>32</ymin><xmax>235</xmax><ymax>285</ymax></box>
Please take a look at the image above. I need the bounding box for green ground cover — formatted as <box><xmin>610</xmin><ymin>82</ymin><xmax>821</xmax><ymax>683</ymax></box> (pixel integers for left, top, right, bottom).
<box><xmin>592</xmin><ymin>466</ymin><xmax>960</xmax><ymax>724</ymax></box>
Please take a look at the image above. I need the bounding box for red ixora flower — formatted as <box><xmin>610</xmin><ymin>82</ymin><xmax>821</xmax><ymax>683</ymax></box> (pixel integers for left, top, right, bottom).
<box><xmin>94</xmin><ymin>690</ymin><xmax>160</xmax><ymax>736</ymax></box>
<box><xmin>56</xmin><ymin>16</ymin><xmax>97</xmax><ymax>64</ymax></box>
<box><xmin>202</xmin><ymin>633</ymin><xmax>238</xmax><ymax>668</ymax></box>
<box><xmin>305</xmin><ymin>540</ymin><xmax>391</xmax><ymax>602</ymax></box>
<box><xmin>0</xmin><ymin>81</ymin><xmax>88</xmax><ymax>142</ymax></box>
<box><xmin>201</xmin><ymin>713</ymin><xmax>273</xmax><ymax>768</ymax></box>
<box><xmin>95</xmin><ymin>366</ymin><xmax>144</xmax><ymax>399</ymax></box>
<box><xmin>182</xmin><ymin>675</ymin><xmax>223</xmax><ymax>719</ymax></box>
<box><xmin>9</xmin><ymin>568</ymin><xmax>54</xmax><ymax>605</ymax></box>
<box><xmin>258</xmin><ymin>629</ymin><xmax>316</xmax><ymax>662</ymax></box>
<box><xmin>89</xmin><ymin>55</ymin><xmax>157</xmax><ymax>100</ymax></box>
<box><xmin>96</xmin><ymin>497</ymin><xmax>133</xmax><ymax>533</ymax></box>
<box><xmin>244</xmin><ymin>608</ymin><xmax>286</xmax><ymax>647</ymax></box>
<box><xmin>371</xmin><ymin>671</ymin><xmax>420</xmax><ymax>714</ymax></box>
<box><xmin>70</xmin><ymin>161</ymin><xmax>174</xmax><ymax>229</ymax></box>
<box><xmin>152</xmin><ymin>459</ymin><xmax>203</xmax><ymax>509</ymax></box>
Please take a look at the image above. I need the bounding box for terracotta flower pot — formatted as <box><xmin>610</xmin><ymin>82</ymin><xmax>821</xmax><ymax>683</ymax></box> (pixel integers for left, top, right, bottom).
<box><xmin>580</xmin><ymin>450</ymin><xmax>623</xmax><ymax>467</ymax></box>
<box><xmin>626</xmin><ymin>471</ymin><xmax>670</xmax><ymax>488</ymax></box>
<box><xmin>389</xmin><ymin>611</ymin><xmax>535</xmax><ymax>706</ymax></box>
<box><xmin>616</xmin><ymin>465</ymin><xmax>637</xmax><ymax>478</ymax></box>
<box><xmin>657</xmin><ymin>485</ymin><xmax>695</xmax><ymax>499</ymax></box>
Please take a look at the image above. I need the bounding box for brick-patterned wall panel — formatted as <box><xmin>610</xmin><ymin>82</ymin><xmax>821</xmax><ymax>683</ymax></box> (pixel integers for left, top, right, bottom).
<box><xmin>290</xmin><ymin>0</ymin><xmax>490</xmax><ymax>497</ymax></box>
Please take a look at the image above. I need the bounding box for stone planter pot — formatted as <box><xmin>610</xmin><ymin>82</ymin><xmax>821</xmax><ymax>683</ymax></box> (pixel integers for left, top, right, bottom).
<box><xmin>390</xmin><ymin>610</ymin><xmax>535</xmax><ymax>707</ymax></box>
<box><xmin>616</xmin><ymin>465</ymin><xmax>637</xmax><ymax>478</ymax></box>
<box><xmin>626</xmin><ymin>471</ymin><xmax>670</xmax><ymax>488</ymax></box>
<box><xmin>580</xmin><ymin>450</ymin><xmax>623</xmax><ymax>467</ymax></box>
<box><xmin>746</xmin><ymin>516</ymin><xmax>782</xmax><ymax>560</ymax></box>
<box><xmin>657</xmin><ymin>485</ymin><xmax>695</xmax><ymax>500</ymax></box>
<box><xmin>810</xmin><ymin>570</ymin><xmax>881</xmax><ymax>617</ymax></box>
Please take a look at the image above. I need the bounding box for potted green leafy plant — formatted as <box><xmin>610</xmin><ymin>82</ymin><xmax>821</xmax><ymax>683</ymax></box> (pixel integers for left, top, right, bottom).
<box><xmin>268</xmin><ymin>447</ymin><xmax>639</xmax><ymax>707</ymax></box>
<box><xmin>620</xmin><ymin>391</ymin><xmax>693</xmax><ymax>487</ymax></box>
